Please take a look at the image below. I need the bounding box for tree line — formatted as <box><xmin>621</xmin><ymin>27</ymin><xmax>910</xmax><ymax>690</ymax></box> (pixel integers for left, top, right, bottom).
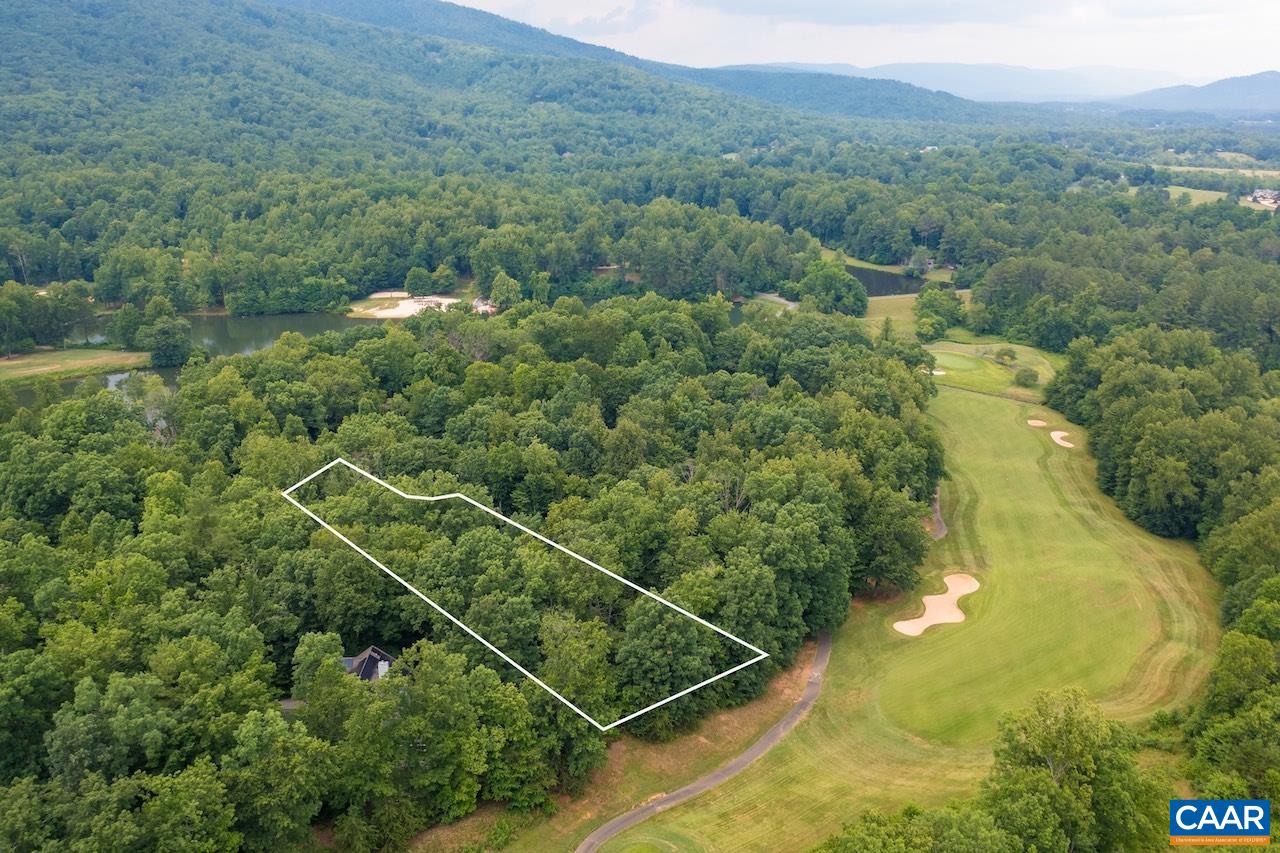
<box><xmin>1046</xmin><ymin>325</ymin><xmax>1280</xmax><ymax>807</ymax></box>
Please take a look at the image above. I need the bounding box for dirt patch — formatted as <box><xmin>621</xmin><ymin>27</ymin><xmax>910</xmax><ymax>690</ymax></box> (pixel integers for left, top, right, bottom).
<box><xmin>1027</xmin><ymin>419</ymin><xmax>1047</xmax><ymax>427</ymax></box>
<box><xmin>892</xmin><ymin>573</ymin><xmax>980</xmax><ymax>637</ymax></box>
<box><xmin>1050</xmin><ymin>430</ymin><xmax>1075</xmax><ymax>448</ymax></box>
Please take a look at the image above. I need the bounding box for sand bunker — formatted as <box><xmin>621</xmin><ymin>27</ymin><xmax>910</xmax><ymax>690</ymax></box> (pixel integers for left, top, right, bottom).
<box><xmin>1050</xmin><ymin>431</ymin><xmax>1075</xmax><ymax>448</ymax></box>
<box><xmin>1027</xmin><ymin>419</ymin><xmax>1047</xmax><ymax>427</ymax></box>
<box><xmin>931</xmin><ymin>369</ymin><xmax>947</xmax><ymax>375</ymax></box>
<box><xmin>893</xmin><ymin>573</ymin><xmax>980</xmax><ymax>637</ymax></box>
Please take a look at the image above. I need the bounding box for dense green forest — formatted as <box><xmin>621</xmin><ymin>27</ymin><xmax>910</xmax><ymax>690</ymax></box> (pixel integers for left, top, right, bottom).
<box><xmin>0</xmin><ymin>297</ymin><xmax>939</xmax><ymax>848</ymax></box>
<box><xmin>5</xmin><ymin>0</ymin><xmax>1280</xmax><ymax>324</ymax></box>
<box><xmin>2</xmin><ymin>0</ymin><xmax>1280</xmax><ymax>849</ymax></box>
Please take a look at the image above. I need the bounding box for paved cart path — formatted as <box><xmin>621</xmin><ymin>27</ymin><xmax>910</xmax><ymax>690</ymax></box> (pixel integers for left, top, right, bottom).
<box><xmin>575</xmin><ymin>633</ymin><xmax>833</xmax><ymax>853</ymax></box>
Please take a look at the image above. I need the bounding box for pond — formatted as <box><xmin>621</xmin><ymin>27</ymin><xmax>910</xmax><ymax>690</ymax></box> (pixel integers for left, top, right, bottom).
<box><xmin>847</xmin><ymin>265</ymin><xmax>929</xmax><ymax>297</ymax></box>
<box><xmin>18</xmin><ymin>312</ymin><xmax>374</xmax><ymax>407</ymax></box>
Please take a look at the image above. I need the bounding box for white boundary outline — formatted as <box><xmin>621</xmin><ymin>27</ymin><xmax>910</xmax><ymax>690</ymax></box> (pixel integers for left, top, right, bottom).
<box><xmin>282</xmin><ymin>458</ymin><xmax>769</xmax><ymax>731</ymax></box>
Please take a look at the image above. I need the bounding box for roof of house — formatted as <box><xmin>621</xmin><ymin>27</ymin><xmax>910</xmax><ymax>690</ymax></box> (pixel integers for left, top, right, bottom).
<box><xmin>341</xmin><ymin>645</ymin><xmax>396</xmax><ymax>681</ymax></box>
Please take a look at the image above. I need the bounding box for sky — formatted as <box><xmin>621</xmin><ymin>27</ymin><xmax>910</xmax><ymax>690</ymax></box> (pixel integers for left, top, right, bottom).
<box><xmin>452</xmin><ymin>0</ymin><xmax>1280</xmax><ymax>82</ymax></box>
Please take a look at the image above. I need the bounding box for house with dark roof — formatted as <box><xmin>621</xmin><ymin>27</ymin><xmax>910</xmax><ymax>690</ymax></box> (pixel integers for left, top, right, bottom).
<box><xmin>341</xmin><ymin>645</ymin><xmax>396</xmax><ymax>681</ymax></box>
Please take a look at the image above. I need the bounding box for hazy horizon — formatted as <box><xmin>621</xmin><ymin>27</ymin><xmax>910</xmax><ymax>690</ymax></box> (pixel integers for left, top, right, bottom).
<box><xmin>452</xmin><ymin>0</ymin><xmax>1279</xmax><ymax>83</ymax></box>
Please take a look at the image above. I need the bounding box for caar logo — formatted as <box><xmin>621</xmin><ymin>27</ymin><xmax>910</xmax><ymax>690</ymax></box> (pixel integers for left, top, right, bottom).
<box><xmin>1170</xmin><ymin>799</ymin><xmax>1270</xmax><ymax>846</ymax></box>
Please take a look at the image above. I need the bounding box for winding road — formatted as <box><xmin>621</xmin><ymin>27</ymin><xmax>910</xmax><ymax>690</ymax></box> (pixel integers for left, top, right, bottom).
<box><xmin>575</xmin><ymin>633</ymin><xmax>833</xmax><ymax>853</ymax></box>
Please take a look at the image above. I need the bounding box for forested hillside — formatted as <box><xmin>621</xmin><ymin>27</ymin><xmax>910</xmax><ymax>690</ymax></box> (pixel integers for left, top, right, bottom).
<box><xmin>2</xmin><ymin>0</ymin><xmax>1280</xmax><ymax>848</ymax></box>
<box><xmin>0</xmin><ymin>296</ymin><xmax>940</xmax><ymax>848</ymax></box>
<box><xmin>5</xmin><ymin>0</ymin><xmax>1279</xmax><ymax>325</ymax></box>
<box><xmin>262</xmin><ymin>0</ymin><xmax>999</xmax><ymax>123</ymax></box>
<box><xmin>0</xmin><ymin>0</ymin><xmax>831</xmax><ymax>170</ymax></box>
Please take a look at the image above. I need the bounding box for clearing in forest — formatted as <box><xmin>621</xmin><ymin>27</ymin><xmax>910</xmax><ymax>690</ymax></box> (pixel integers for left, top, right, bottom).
<box><xmin>0</xmin><ymin>348</ymin><xmax>150</xmax><ymax>384</ymax></box>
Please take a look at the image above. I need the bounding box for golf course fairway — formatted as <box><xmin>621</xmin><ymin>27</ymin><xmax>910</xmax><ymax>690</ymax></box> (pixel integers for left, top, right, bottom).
<box><xmin>599</xmin><ymin>383</ymin><xmax>1219</xmax><ymax>853</ymax></box>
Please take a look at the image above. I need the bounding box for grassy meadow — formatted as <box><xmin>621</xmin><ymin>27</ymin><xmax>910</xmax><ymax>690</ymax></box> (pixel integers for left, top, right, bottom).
<box><xmin>861</xmin><ymin>291</ymin><xmax>972</xmax><ymax>339</ymax></box>
<box><xmin>0</xmin><ymin>348</ymin><xmax>149</xmax><ymax>385</ymax></box>
<box><xmin>862</xmin><ymin>294</ymin><xmax>920</xmax><ymax>337</ymax></box>
<box><xmin>1128</xmin><ymin>185</ymin><xmax>1229</xmax><ymax>205</ymax></box>
<box><xmin>1165</xmin><ymin>163</ymin><xmax>1280</xmax><ymax>179</ymax></box>
<box><xmin>600</xmin><ymin>361</ymin><xmax>1218</xmax><ymax>851</ymax></box>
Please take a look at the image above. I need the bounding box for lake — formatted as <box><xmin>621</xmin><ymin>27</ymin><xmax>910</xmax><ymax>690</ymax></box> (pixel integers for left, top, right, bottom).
<box><xmin>18</xmin><ymin>312</ymin><xmax>373</xmax><ymax>407</ymax></box>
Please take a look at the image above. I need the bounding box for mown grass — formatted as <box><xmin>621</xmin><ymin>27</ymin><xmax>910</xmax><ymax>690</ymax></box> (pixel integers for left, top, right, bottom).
<box><xmin>862</xmin><ymin>294</ymin><xmax>920</xmax><ymax>337</ymax></box>
<box><xmin>602</xmin><ymin>380</ymin><xmax>1218</xmax><ymax>852</ymax></box>
<box><xmin>1164</xmin><ymin>163</ymin><xmax>1280</xmax><ymax>179</ymax></box>
<box><xmin>862</xmin><ymin>291</ymin><xmax>973</xmax><ymax>339</ymax></box>
<box><xmin>410</xmin><ymin>643</ymin><xmax>822</xmax><ymax>853</ymax></box>
<box><xmin>925</xmin><ymin>340</ymin><xmax>1062</xmax><ymax>403</ymax></box>
<box><xmin>0</xmin><ymin>348</ymin><xmax>149</xmax><ymax>385</ymax></box>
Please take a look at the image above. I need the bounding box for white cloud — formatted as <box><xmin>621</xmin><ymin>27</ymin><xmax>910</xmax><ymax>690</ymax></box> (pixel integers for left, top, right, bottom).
<box><xmin>455</xmin><ymin>0</ymin><xmax>1280</xmax><ymax>80</ymax></box>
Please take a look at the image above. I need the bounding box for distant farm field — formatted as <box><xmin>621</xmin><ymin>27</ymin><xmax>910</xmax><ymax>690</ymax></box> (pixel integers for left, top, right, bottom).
<box><xmin>0</xmin><ymin>348</ymin><xmax>149</xmax><ymax>384</ymax></box>
<box><xmin>601</xmin><ymin>370</ymin><xmax>1218</xmax><ymax>852</ymax></box>
<box><xmin>1164</xmin><ymin>163</ymin><xmax>1280</xmax><ymax>179</ymax></box>
<box><xmin>1128</xmin><ymin>185</ymin><xmax>1229</xmax><ymax>205</ymax></box>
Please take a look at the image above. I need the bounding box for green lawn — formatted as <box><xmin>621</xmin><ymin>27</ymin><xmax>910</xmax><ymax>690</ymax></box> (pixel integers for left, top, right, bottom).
<box><xmin>602</xmin><ymin>383</ymin><xmax>1218</xmax><ymax>852</ymax></box>
<box><xmin>862</xmin><ymin>294</ymin><xmax>920</xmax><ymax>337</ymax></box>
<box><xmin>1128</xmin><ymin>185</ymin><xmax>1229</xmax><ymax>205</ymax></box>
<box><xmin>0</xmin><ymin>348</ymin><xmax>150</xmax><ymax>384</ymax></box>
<box><xmin>925</xmin><ymin>341</ymin><xmax>1063</xmax><ymax>403</ymax></box>
<box><xmin>863</xmin><ymin>292</ymin><xmax>973</xmax><ymax>339</ymax></box>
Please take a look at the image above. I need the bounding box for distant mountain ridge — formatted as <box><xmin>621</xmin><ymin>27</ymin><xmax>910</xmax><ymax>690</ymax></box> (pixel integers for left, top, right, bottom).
<box><xmin>724</xmin><ymin>62</ymin><xmax>1188</xmax><ymax>103</ymax></box>
<box><xmin>261</xmin><ymin>0</ymin><xmax>999</xmax><ymax>122</ymax></box>
<box><xmin>1118</xmin><ymin>71</ymin><xmax>1280</xmax><ymax>114</ymax></box>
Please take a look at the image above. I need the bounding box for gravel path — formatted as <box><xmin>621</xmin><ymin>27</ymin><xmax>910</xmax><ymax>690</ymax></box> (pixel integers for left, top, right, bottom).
<box><xmin>575</xmin><ymin>634</ymin><xmax>834</xmax><ymax>853</ymax></box>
